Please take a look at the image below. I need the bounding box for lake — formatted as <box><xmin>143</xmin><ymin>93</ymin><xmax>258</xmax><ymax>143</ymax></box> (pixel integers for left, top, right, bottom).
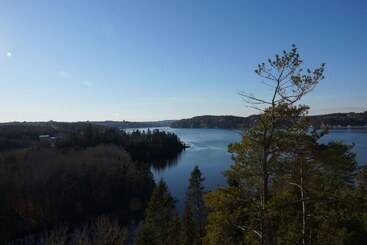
<box><xmin>130</xmin><ymin>128</ymin><xmax>367</xmax><ymax>212</ymax></box>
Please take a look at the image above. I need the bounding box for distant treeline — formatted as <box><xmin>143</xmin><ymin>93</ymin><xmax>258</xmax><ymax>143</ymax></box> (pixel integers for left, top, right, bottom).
<box><xmin>0</xmin><ymin>122</ymin><xmax>185</xmax><ymax>164</ymax></box>
<box><xmin>170</xmin><ymin>111</ymin><xmax>367</xmax><ymax>129</ymax></box>
<box><xmin>56</xmin><ymin>125</ymin><xmax>185</xmax><ymax>166</ymax></box>
<box><xmin>92</xmin><ymin>120</ymin><xmax>175</xmax><ymax>129</ymax></box>
<box><xmin>310</xmin><ymin>111</ymin><xmax>367</xmax><ymax>127</ymax></box>
<box><xmin>0</xmin><ymin>122</ymin><xmax>96</xmax><ymax>152</ymax></box>
<box><xmin>170</xmin><ymin>115</ymin><xmax>258</xmax><ymax>129</ymax></box>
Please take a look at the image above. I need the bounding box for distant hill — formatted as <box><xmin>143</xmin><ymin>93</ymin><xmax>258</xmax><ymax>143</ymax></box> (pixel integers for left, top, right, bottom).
<box><xmin>170</xmin><ymin>111</ymin><xmax>367</xmax><ymax>129</ymax></box>
<box><xmin>170</xmin><ymin>115</ymin><xmax>258</xmax><ymax>129</ymax></box>
<box><xmin>2</xmin><ymin>111</ymin><xmax>366</xmax><ymax>131</ymax></box>
<box><xmin>310</xmin><ymin>111</ymin><xmax>367</xmax><ymax>128</ymax></box>
<box><xmin>92</xmin><ymin>120</ymin><xmax>175</xmax><ymax>129</ymax></box>
<box><xmin>0</xmin><ymin>120</ymin><xmax>175</xmax><ymax>130</ymax></box>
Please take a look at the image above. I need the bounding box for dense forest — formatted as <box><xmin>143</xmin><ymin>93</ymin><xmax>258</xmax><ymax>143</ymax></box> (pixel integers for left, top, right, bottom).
<box><xmin>0</xmin><ymin>123</ymin><xmax>185</xmax><ymax>243</ymax></box>
<box><xmin>0</xmin><ymin>145</ymin><xmax>153</xmax><ymax>241</ymax></box>
<box><xmin>171</xmin><ymin>111</ymin><xmax>367</xmax><ymax>129</ymax></box>
<box><xmin>1</xmin><ymin>46</ymin><xmax>367</xmax><ymax>245</ymax></box>
<box><xmin>0</xmin><ymin>122</ymin><xmax>185</xmax><ymax>166</ymax></box>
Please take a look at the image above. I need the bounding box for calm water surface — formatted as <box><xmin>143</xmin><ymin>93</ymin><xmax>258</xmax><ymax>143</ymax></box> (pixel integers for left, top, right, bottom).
<box><xmin>130</xmin><ymin>128</ymin><xmax>367</xmax><ymax>212</ymax></box>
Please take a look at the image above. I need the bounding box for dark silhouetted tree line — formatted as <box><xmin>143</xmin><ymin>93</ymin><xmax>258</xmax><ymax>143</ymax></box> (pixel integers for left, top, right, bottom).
<box><xmin>0</xmin><ymin>122</ymin><xmax>185</xmax><ymax>243</ymax></box>
<box><xmin>0</xmin><ymin>145</ymin><xmax>154</xmax><ymax>242</ymax></box>
<box><xmin>0</xmin><ymin>122</ymin><xmax>185</xmax><ymax>169</ymax></box>
<box><xmin>0</xmin><ymin>123</ymin><xmax>186</xmax><ymax>166</ymax></box>
<box><xmin>0</xmin><ymin>122</ymin><xmax>108</xmax><ymax>152</ymax></box>
<box><xmin>55</xmin><ymin>126</ymin><xmax>186</xmax><ymax>167</ymax></box>
<box><xmin>0</xmin><ymin>124</ymin><xmax>57</xmax><ymax>151</ymax></box>
<box><xmin>5</xmin><ymin>215</ymin><xmax>128</xmax><ymax>245</ymax></box>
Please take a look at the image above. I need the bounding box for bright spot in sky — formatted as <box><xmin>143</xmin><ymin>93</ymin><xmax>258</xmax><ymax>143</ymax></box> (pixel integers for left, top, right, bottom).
<box><xmin>6</xmin><ymin>52</ymin><xmax>12</xmax><ymax>57</ymax></box>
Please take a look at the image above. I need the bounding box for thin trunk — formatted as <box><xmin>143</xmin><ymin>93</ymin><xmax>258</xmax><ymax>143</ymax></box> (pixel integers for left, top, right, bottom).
<box><xmin>300</xmin><ymin>156</ymin><xmax>306</xmax><ymax>245</ymax></box>
<box><xmin>262</xmin><ymin>78</ymin><xmax>280</xmax><ymax>245</ymax></box>
<box><xmin>261</xmin><ymin>130</ymin><xmax>270</xmax><ymax>245</ymax></box>
<box><xmin>289</xmin><ymin>156</ymin><xmax>308</xmax><ymax>245</ymax></box>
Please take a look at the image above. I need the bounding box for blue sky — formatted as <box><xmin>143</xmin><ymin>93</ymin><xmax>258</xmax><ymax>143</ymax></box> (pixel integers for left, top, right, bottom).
<box><xmin>0</xmin><ymin>0</ymin><xmax>366</xmax><ymax>121</ymax></box>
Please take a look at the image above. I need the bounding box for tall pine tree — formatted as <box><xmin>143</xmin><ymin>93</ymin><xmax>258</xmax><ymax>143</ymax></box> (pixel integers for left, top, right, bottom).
<box><xmin>205</xmin><ymin>45</ymin><xmax>325</xmax><ymax>245</ymax></box>
<box><xmin>134</xmin><ymin>180</ymin><xmax>180</xmax><ymax>245</ymax></box>
<box><xmin>181</xmin><ymin>166</ymin><xmax>207</xmax><ymax>245</ymax></box>
<box><xmin>204</xmin><ymin>45</ymin><xmax>367</xmax><ymax>245</ymax></box>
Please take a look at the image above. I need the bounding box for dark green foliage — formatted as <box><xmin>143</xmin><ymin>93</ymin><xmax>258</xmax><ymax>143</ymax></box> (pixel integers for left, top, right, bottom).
<box><xmin>181</xmin><ymin>206</ymin><xmax>195</xmax><ymax>245</ymax></box>
<box><xmin>181</xmin><ymin>166</ymin><xmax>207</xmax><ymax>245</ymax></box>
<box><xmin>0</xmin><ymin>122</ymin><xmax>185</xmax><ymax>242</ymax></box>
<box><xmin>0</xmin><ymin>123</ymin><xmax>57</xmax><ymax>151</ymax></box>
<box><xmin>0</xmin><ymin>122</ymin><xmax>104</xmax><ymax>151</ymax></box>
<box><xmin>56</xmin><ymin>126</ymin><xmax>185</xmax><ymax>167</ymax></box>
<box><xmin>204</xmin><ymin>186</ymin><xmax>249</xmax><ymax>245</ymax></box>
<box><xmin>204</xmin><ymin>112</ymin><xmax>367</xmax><ymax>244</ymax></box>
<box><xmin>357</xmin><ymin>165</ymin><xmax>367</xmax><ymax>192</ymax></box>
<box><xmin>0</xmin><ymin>123</ymin><xmax>186</xmax><ymax>167</ymax></box>
<box><xmin>204</xmin><ymin>45</ymin><xmax>367</xmax><ymax>245</ymax></box>
<box><xmin>342</xmin><ymin>165</ymin><xmax>367</xmax><ymax>244</ymax></box>
<box><xmin>316</xmin><ymin>142</ymin><xmax>357</xmax><ymax>184</ymax></box>
<box><xmin>0</xmin><ymin>145</ymin><xmax>154</xmax><ymax>242</ymax></box>
<box><xmin>134</xmin><ymin>180</ymin><xmax>180</xmax><ymax>245</ymax></box>
<box><xmin>6</xmin><ymin>215</ymin><xmax>128</xmax><ymax>245</ymax></box>
<box><xmin>123</xmin><ymin>129</ymin><xmax>185</xmax><ymax>169</ymax></box>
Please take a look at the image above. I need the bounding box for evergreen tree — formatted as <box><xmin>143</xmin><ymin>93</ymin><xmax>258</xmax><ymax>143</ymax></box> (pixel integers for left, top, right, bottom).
<box><xmin>205</xmin><ymin>45</ymin><xmax>322</xmax><ymax>244</ymax></box>
<box><xmin>357</xmin><ymin>165</ymin><xmax>367</xmax><ymax>193</ymax></box>
<box><xmin>181</xmin><ymin>206</ymin><xmax>195</xmax><ymax>245</ymax></box>
<box><xmin>204</xmin><ymin>45</ymin><xmax>367</xmax><ymax>245</ymax></box>
<box><xmin>349</xmin><ymin>165</ymin><xmax>367</xmax><ymax>244</ymax></box>
<box><xmin>134</xmin><ymin>180</ymin><xmax>180</xmax><ymax>245</ymax></box>
<box><xmin>181</xmin><ymin>166</ymin><xmax>207</xmax><ymax>245</ymax></box>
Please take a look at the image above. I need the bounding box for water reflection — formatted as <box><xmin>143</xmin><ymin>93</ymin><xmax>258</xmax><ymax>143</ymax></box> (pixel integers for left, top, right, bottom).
<box><xmin>151</xmin><ymin>154</ymin><xmax>182</xmax><ymax>172</ymax></box>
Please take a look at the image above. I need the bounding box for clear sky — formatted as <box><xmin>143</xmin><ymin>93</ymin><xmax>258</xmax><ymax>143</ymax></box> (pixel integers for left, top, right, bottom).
<box><xmin>0</xmin><ymin>0</ymin><xmax>366</xmax><ymax>122</ymax></box>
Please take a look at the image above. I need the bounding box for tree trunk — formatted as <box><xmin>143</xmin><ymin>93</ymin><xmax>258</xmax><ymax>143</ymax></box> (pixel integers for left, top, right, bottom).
<box><xmin>300</xmin><ymin>156</ymin><xmax>306</xmax><ymax>245</ymax></box>
<box><xmin>262</xmin><ymin>147</ymin><xmax>271</xmax><ymax>245</ymax></box>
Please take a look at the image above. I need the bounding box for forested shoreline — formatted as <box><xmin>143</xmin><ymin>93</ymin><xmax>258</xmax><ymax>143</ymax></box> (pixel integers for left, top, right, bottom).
<box><xmin>170</xmin><ymin>112</ymin><xmax>367</xmax><ymax>129</ymax></box>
